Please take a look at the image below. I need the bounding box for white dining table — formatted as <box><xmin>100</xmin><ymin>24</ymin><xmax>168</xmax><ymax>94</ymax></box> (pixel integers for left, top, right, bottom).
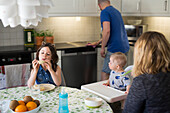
<box><xmin>0</xmin><ymin>86</ymin><xmax>113</xmax><ymax>113</ymax></box>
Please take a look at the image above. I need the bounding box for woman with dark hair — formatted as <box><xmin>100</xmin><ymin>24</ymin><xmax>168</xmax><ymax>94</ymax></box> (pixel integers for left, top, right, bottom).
<box><xmin>123</xmin><ymin>31</ymin><xmax>170</xmax><ymax>113</ymax></box>
<box><xmin>27</xmin><ymin>43</ymin><xmax>61</xmax><ymax>87</ymax></box>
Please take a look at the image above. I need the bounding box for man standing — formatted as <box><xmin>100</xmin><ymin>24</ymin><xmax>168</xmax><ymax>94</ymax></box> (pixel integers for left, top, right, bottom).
<box><xmin>88</xmin><ymin>0</ymin><xmax>129</xmax><ymax>80</ymax></box>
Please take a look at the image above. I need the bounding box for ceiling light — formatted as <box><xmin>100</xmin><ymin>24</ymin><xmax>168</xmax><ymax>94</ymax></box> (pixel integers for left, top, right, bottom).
<box><xmin>0</xmin><ymin>0</ymin><xmax>53</xmax><ymax>28</ymax></box>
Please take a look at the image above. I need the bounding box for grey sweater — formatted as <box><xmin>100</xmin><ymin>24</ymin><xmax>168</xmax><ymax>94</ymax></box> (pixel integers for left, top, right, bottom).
<box><xmin>123</xmin><ymin>72</ymin><xmax>170</xmax><ymax>113</ymax></box>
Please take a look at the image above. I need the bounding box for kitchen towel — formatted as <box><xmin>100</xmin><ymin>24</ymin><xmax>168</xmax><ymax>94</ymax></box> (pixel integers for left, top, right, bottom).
<box><xmin>5</xmin><ymin>63</ymin><xmax>31</xmax><ymax>88</ymax></box>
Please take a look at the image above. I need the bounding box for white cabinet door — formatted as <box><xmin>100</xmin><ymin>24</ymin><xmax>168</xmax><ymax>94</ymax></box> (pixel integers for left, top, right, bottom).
<box><xmin>49</xmin><ymin>0</ymin><xmax>99</xmax><ymax>16</ymax></box>
<box><xmin>49</xmin><ymin>0</ymin><xmax>78</xmax><ymax>16</ymax></box>
<box><xmin>122</xmin><ymin>0</ymin><xmax>140</xmax><ymax>13</ymax></box>
<box><xmin>78</xmin><ymin>0</ymin><xmax>99</xmax><ymax>15</ymax></box>
<box><xmin>110</xmin><ymin>0</ymin><xmax>122</xmax><ymax>12</ymax></box>
<box><xmin>141</xmin><ymin>0</ymin><xmax>168</xmax><ymax>14</ymax></box>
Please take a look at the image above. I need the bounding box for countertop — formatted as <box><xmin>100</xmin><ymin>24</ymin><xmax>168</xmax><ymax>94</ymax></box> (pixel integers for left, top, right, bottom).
<box><xmin>0</xmin><ymin>41</ymin><xmax>99</xmax><ymax>54</ymax></box>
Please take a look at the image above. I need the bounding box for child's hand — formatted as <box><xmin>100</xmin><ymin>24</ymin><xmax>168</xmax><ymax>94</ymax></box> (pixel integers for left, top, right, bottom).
<box><xmin>103</xmin><ymin>83</ymin><xmax>110</xmax><ymax>86</ymax></box>
<box><xmin>32</xmin><ymin>59</ymin><xmax>39</xmax><ymax>70</ymax></box>
<box><xmin>45</xmin><ymin>60</ymin><xmax>52</xmax><ymax>71</ymax></box>
<box><xmin>125</xmin><ymin>91</ymin><xmax>129</xmax><ymax>94</ymax></box>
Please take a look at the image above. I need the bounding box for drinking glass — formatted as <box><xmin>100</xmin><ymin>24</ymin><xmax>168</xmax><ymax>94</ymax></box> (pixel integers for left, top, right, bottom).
<box><xmin>30</xmin><ymin>85</ymin><xmax>40</xmax><ymax>99</ymax></box>
<box><xmin>0</xmin><ymin>100</ymin><xmax>10</xmax><ymax>113</ymax></box>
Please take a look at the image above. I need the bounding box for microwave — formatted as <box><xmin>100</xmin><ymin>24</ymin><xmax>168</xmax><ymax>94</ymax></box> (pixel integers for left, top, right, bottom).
<box><xmin>125</xmin><ymin>25</ymin><xmax>147</xmax><ymax>38</ymax></box>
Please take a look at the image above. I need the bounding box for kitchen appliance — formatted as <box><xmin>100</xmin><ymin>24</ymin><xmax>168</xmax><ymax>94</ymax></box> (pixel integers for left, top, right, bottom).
<box><xmin>125</xmin><ymin>24</ymin><xmax>147</xmax><ymax>44</ymax></box>
<box><xmin>61</xmin><ymin>47</ymin><xmax>97</xmax><ymax>89</ymax></box>
<box><xmin>125</xmin><ymin>24</ymin><xmax>147</xmax><ymax>65</ymax></box>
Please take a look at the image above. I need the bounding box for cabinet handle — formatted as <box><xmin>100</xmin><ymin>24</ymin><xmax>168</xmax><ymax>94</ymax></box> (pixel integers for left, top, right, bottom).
<box><xmin>165</xmin><ymin>0</ymin><xmax>168</xmax><ymax>11</ymax></box>
<box><xmin>137</xmin><ymin>1</ymin><xmax>140</xmax><ymax>11</ymax></box>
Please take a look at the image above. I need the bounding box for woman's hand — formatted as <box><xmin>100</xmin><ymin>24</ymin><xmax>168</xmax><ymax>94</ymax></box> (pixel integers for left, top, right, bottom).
<box><xmin>32</xmin><ymin>59</ymin><xmax>40</xmax><ymax>71</ymax></box>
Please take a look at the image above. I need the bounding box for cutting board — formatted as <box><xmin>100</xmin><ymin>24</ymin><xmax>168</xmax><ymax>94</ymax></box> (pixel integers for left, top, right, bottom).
<box><xmin>81</xmin><ymin>80</ymin><xmax>127</xmax><ymax>103</ymax></box>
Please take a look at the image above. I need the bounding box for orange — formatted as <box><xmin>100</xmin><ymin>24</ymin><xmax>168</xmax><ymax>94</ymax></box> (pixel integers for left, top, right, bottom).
<box><xmin>18</xmin><ymin>100</ymin><xmax>25</xmax><ymax>105</ymax></box>
<box><xmin>15</xmin><ymin>105</ymin><xmax>27</xmax><ymax>112</ymax></box>
<box><xmin>26</xmin><ymin>101</ymin><xmax>37</xmax><ymax>111</ymax></box>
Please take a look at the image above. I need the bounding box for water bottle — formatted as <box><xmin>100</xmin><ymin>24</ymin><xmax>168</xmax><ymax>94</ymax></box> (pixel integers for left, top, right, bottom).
<box><xmin>58</xmin><ymin>88</ymin><xmax>69</xmax><ymax>113</ymax></box>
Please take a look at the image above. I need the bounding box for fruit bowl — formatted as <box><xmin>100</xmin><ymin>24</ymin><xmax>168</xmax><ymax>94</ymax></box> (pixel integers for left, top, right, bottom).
<box><xmin>127</xmin><ymin>19</ymin><xmax>142</xmax><ymax>25</ymax></box>
<box><xmin>9</xmin><ymin>105</ymin><xmax>40</xmax><ymax>113</ymax></box>
<box><xmin>9</xmin><ymin>96</ymin><xmax>41</xmax><ymax>113</ymax></box>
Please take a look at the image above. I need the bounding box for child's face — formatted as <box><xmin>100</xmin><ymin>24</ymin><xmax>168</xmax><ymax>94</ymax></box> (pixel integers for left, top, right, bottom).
<box><xmin>108</xmin><ymin>57</ymin><xmax>117</xmax><ymax>71</ymax></box>
<box><xmin>39</xmin><ymin>47</ymin><xmax>52</xmax><ymax>61</ymax></box>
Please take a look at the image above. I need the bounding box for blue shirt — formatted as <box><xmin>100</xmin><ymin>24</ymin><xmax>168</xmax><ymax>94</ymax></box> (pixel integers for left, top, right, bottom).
<box><xmin>36</xmin><ymin>65</ymin><xmax>56</xmax><ymax>86</ymax></box>
<box><xmin>100</xmin><ymin>6</ymin><xmax>129</xmax><ymax>53</ymax></box>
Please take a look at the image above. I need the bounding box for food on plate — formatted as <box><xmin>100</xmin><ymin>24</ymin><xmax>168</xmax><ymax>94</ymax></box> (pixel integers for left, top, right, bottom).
<box><xmin>9</xmin><ymin>100</ymin><xmax>19</xmax><ymax>111</ymax></box>
<box><xmin>38</xmin><ymin>60</ymin><xmax>45</xmax><ymax>64</ymax></box>
<box><xmin>40</xmin><ymin>85</ymin><xmax>45</xmax><ymax>91</ymax></box>
<box><xmin>9</xmin><ymin>96</ymin><xmax>40</xmax><ymax>112</ymax></box>
<box><xmin>23</xmin><ymin>96</ymin><xmax>33</xmax><ymax>104</ymax></box>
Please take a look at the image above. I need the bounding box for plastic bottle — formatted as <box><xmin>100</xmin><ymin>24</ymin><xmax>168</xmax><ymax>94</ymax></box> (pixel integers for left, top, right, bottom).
<box><xmin>58</xmin><ymin>88</ymin><xmax>69</xmax><ymax>113</ymax></box>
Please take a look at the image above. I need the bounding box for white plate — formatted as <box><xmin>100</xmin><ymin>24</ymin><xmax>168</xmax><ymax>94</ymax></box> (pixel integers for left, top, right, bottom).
<box><xmin>34</xmin><ymin>84</ymin><xmax>55</xmax><ymax>92</ymax></box>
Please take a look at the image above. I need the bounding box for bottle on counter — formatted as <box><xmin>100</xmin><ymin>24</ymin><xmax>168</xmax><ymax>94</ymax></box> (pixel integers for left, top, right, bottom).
<box><xmin>58</xmin><ymin>88</ymin><xmax>69</xmax><ymax>113</ymax></box>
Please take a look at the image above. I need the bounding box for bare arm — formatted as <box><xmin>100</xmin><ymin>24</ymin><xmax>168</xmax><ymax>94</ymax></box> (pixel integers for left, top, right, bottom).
<box><xmin>87</xmin><ymin>39</ymin><xmax>102</xmax><ymax>47</ymax></box>
<box><xmin>27</xmin><ymin>59</ymin><xmax>40</xmax><ymax>88</ymax></box>
<box><xmin>48</xmin><ymin>65</ymin><xmax>62</xmax><ymax>86</ymax></box>
<box><xmin>125</xmin><ymin>85</ymin><xmax>131</xmax><ymax>94</ymax></box>
<box><xmin>101</xmin><ymin>21</ymin><xmax>110</xmax><ymax>57</ymax></box>
<box><xmin>45</xmin><ymin>61</ymin><xmax>61</xmax><ymax>86</ymax></box>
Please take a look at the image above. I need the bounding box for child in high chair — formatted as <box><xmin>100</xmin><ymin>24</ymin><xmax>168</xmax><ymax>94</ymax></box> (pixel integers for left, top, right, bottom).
<box><xmin>103</xmin><ymin>52</ymin><xmax>131</xmax><ymax>94</ymax></box>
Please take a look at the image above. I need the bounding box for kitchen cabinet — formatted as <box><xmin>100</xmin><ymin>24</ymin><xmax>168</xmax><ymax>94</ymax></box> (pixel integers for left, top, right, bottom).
<box><xmin>141</xmin><ymin>0</ymin><xmax>169</xmax><ymax>15</ymax></box>
<box><xmin>48</xmin><ymin>0</ymin><xmax>99</xmax><ymax>16</ymax></box>
<box><xmin>122</xmin><ymin>0</ymin><xmax>140</xmax><ymax>14</ymax></box>
<box><xmin>48</xmin><ymin>0</ymin><xmax>78</xmax><ymax>16</ymax></box>
<box><xmin>110</xmin><ymin>0</ymin><xmax>122</xmax><ymax>12</ymax></box>
<box><xmin>122</xmin><ymin>0</ymin><xmax>169</xmax><ymax>16</ymax></box>
<box><xmin>78</xmin><ymin>0</ymin><xmax>99</xmax><ymax>16</ymax></box>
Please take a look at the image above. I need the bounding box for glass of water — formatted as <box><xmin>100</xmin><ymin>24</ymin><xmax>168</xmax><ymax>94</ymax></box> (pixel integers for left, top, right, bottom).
<box><xmin>0</xmin><ymin>99</ymin><xmax>10</xmax><ymax>113</ymax></box>
<box><xmin>30</xmin><ymin>85</ymin><xmax>40</xmax><ymax>99</ymax></box>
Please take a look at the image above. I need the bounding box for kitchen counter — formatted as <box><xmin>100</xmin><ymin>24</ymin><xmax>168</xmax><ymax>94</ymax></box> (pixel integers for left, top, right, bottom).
<box><xmin>0</xmin><ymin>41</ymin><xmax>99</xmax><ymax>54</ymax></box>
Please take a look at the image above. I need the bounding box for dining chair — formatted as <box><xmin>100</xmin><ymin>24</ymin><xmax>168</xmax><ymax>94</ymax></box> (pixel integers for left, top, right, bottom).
<box><xmin>60</xmin><ymin>70</ymin><xmax>66</xmax><ymax>86</ymax></box>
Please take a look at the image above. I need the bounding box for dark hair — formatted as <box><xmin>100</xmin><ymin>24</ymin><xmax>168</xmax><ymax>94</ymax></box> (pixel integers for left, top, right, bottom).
<box><xmin>36</xmin><ymin>43</ymin><xmax>58</xmax><ymax>72</ymax></box>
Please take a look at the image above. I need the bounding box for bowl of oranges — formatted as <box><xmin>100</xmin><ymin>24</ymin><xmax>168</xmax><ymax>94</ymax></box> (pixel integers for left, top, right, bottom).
<box><xmin>9</xmin><ymin>96</ymin><xmax>40</xmax><ymax>113</ymax></box>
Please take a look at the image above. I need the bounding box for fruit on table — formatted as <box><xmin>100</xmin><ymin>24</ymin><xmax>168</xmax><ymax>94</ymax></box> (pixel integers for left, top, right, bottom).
<box><xmin>15</xmin><ymin>105</ymin><xmax>27</xmax><ymax>112</ymax></box>
<box><xmin>23</xmin><ymin>96</ymin><xmax>33</xmax><ymax>104</ymax></box>
<box><xmin>9</xmin><ymin>100</ymin><xmax>19</xmax><ymax>111</ymax></box>
<box><xmin>26</xmin><ymin>101</ymin><xmax>37</xmax><ymax>111</ymax></box>
<box><xmin>34</xmin><ymin>100</ymin><xmax>40</xmax><ymax>107</ymax></box>
<box><xmin>18</xmin><ymin>100</ymin><xmax>26</xmax><ymax>106</ymax></box>
<box><xmin>9</xmin><ymin>96</ymin><xmax>40</xmax><ymax>112</ymax></box>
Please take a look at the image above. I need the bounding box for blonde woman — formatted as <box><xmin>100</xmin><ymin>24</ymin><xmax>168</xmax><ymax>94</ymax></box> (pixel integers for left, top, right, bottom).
<box><xmin>123</xmin><ymin>31</ymin><xmax>170</xmax><ymax>113</ymax></box>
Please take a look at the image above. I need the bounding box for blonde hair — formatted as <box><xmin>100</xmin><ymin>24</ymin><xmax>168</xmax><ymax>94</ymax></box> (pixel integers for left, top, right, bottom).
<box><xmin>110</xmin><ymin>52</ymin><xmax>127</xmax><ymax>68</ymax></box>
<box><xmin>133</xmin><ymin>31</ymin><xmax>170</xmax><ymax>77</ymax></box>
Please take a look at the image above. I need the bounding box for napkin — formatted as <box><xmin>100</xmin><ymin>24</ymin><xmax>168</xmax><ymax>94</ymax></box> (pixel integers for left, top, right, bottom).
<box><xmin>5</xmin><ymin>63</ymin><xmax>31</xmax><ymax>88</ymax></box>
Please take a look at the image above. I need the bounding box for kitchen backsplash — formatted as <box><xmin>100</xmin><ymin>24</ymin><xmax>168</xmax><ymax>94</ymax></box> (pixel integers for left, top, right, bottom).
<box><xmin>0</xmin><ymin>16</ymin><xmax>170</xmax><ymax>46</ymax></box>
